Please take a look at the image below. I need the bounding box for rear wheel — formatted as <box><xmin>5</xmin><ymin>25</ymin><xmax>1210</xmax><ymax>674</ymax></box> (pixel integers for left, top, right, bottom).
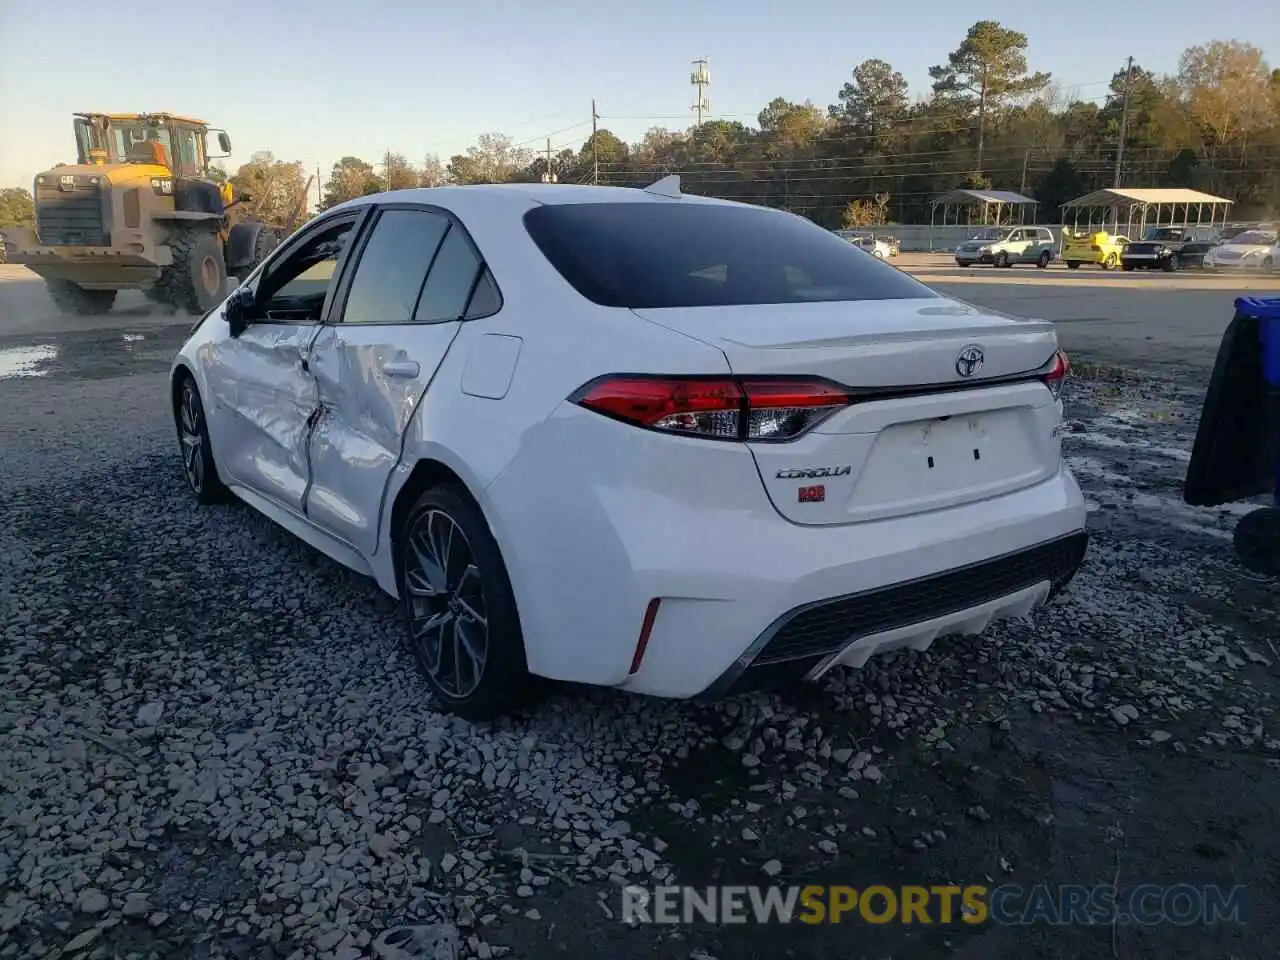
<box><xmin>1101</xmin><ymin>253</ymin><xmax>1118</xmax><ymax>270</ymax></box>
<box><xmin>46</xmin><ymin>280</ymin><xmax>116</xmax><ymax>315</ymax></box>
<box><xmin>1263</xmin><ymin>256</ymin><xmax>1275</xmax><ymax>272</ymax></box>
<box><xmin>1234</xmin><ymin>508</ymin><xmax>1280</xmax><ymax>577</ymax></box>
<box><xmin>995</xmin><ymin>252</ymin><xmax>1010</xmax><ymax>268</ymax></box>
<box><xmin>156</xmin><ymin>229</ymin><xmax>227</xmax><ymax>315</ymax></box>
<box><xmin>232</xmin><ymin>226</ymin><xmax>280</xmax><ymax>283</ymax></box>
<box><xmin>1066</xmin><ymin>261</ymin><xmax>1081</xmax><ymax>270</ymax></box>
<box><xmin>397</xmin><ymin>485</ymin><xmax>534</xmax><ymax>720</ymax></box>
<box><xmin>1161</xmin><ymin>254</ymin><xmax>1179</xmax><ymax>273</ymax></box>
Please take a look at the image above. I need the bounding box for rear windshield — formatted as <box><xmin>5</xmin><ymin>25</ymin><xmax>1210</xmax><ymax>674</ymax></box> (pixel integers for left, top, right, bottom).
<box><xmin>523</xmin><ymin>202</ymin><xmax>936</xmax><ymax>309</ymax></box>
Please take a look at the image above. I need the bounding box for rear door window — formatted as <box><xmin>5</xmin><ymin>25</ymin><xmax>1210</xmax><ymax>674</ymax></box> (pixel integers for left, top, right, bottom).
<box><xmin>523</xmin><ymin>202</ymin><xmax>936</xmax><ymax>309</ymax></box>
<box><xmin>341</xmin><ymin>209</ymin><xmax>449</xmax><ymax>324</ymax></box>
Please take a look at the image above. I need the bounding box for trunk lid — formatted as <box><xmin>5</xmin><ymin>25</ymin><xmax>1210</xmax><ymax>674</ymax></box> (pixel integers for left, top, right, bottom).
<box><xmin>632</xmin><ymin>298</ymin><xmax>1064</xmax><ymax>525</ymax></box>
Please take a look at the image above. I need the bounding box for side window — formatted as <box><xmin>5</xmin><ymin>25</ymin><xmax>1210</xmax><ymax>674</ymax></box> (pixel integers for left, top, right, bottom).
<box><xmin>175</xmin><ymin>128</ymin><xmax>201</xmax><ymax>177</ymax></box>
<box><xmin>1040</xmin><ymin>229</ymin><xmax>1054</xmax><ymax>243</ymax></box>
<box><xmin>415</xmin><ymin>225</ymin><xmax>484</xmax><ymax>323</ymax></box>
<box><xmin>1009</xmin><ymin>230</ymin><xmax>1025</xmax><ymax>242</ymax></box>
<box><xmin>259</xmin><ymin>218</ymin><xmax>359</xmax><ymax>320</ymax></box>
<box><xmin>464</xmin><ymin>268</ymin><xmax>501</xmax><ymax>319</ymax></box>
<box><xmin>340</xmin><ymin>209</ymin><xmax>449</xmax><ymax>324</ymax></box>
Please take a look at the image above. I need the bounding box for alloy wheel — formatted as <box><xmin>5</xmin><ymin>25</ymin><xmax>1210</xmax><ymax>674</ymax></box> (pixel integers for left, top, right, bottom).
<box><xmin>179</xmin><ymin>382</ymin><xmax>205</xmax><ymax>493</ymax></box>
<box><xmin>404</xmin><ymin>509</ymin><xmax>489</xmax><ymax>699</ymax></box>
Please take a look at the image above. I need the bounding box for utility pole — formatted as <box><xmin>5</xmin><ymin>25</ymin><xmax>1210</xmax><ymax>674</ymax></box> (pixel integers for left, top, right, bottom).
<box><xmin>591</xmin><ymin>99</ymin><xmax>599</xmax><ymax>184</ymax></box>
<box><xmin>1020</xmin><ymin>148</ymin><xmax>1030</xmax><ymax>195</ymax></box>
<box><xmin>691</xmin><ymin>58</ymin><xmax>711</xmax><ymax>128</ymax></box>
<box><xmin>316</xmin><ymin>164</ymin><xmax>321</xmax><ymax>211</ymax></box>
<box><xmin>1115</xmin><ymin>56</ymin><xmax>1134</xmax><ymax>188</ymax></box>
<box><xmin>541</xmin><ymin>138</ymin><xmax>557</xmax><ymax>183</ymax></box>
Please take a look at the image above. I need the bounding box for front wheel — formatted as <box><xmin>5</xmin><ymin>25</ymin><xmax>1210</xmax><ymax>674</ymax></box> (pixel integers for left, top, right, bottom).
<box><xmin>175</xmin><ymin>375</ymin><xmax>229</xmax><ymax>505</ymax></box>
<box><xmin>1037</xmin><ymin>251</ymin><xmax>1051</xmax><ymax>269</ymax></box>
<box><xmin>156</xmin><ymin>230</ymin><xmax>228</xmax><ymax>315</ymax></box>
<box><xmin>397</xmin><ymin>485</ymin><xmax>534</xmax><ymax>719</ymax></box>
<box><xmin>1161</xmin><ymin>255</ymin><xmax>1179</xmax><ymax>273</ymax></box>
<box><xmin>1101</xmin><ymin>253</ymin><xmax>1118</xmax><ymax>270</ymax></box>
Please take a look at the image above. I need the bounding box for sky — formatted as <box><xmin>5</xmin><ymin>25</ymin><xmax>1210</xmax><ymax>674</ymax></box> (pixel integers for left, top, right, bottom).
<box><xmin>1</xmin><ymin>0</ymin><xmax>1276</xmax><ymax>200</ymax></box>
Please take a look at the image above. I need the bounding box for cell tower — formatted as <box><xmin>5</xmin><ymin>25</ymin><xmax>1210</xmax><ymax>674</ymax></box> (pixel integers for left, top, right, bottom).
<box><xmin>690</xmin><ymin>58</ymin><xmax>711</xmax><ymax>127</ymax></box>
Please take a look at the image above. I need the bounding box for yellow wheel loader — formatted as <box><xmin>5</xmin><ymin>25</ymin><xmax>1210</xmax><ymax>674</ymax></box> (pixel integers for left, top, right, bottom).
<box><xmin>5</xmin><ymin>112</ymin><xmax>283</xmax><ymax>315</ymax></box>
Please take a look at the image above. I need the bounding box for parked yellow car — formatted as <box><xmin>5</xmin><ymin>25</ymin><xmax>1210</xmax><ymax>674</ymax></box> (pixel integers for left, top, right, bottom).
<box><xmin>1062</xmin><ymin>231</ymin><xmax>1130</xmax><ymax>270</ymax></box>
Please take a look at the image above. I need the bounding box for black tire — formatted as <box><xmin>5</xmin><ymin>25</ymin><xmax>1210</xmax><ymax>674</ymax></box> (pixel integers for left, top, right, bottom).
<box><xmin>1037</xmin><ymin>251</ymin><xmax>1051</xmax><ymax>269</ymax></box>
<box><xmin>1122</xmin><ymin>263</ymin><xmax>1135</xmax><ymax>272</ymax></box>
<box><xmin>155</xmin><ymin>229</ymin><xmax>227</xmax><ymax>315</ymax></box>
<box><xmin>995</xmin><ymin>252</ymin><xmax>1010</xmax><ymax>268</ymax></box>
<box><xmin>46</xmin><ymin>279</ymin><xmax>116</xmax><ymax>315</ymax></box>
<box><xmin>1066</xmin><ymin>261</ymin><xmax>1081</xmax><ymax>270</ymax></box>
<box><xmin>233</xmin><ymin>226</ymin><xmax>280</xmax><ymax>283</ymax></box>
<box><xmin>1161</xmin><ymin>254</ymin><xmax>1179</xmax><ymax>273</ymax></box>
<box><xmin>174</xmin><ymin>374</ymin><xmax>229</xmax><ymax>505</ymax></box>
<box><xmin>1263</xmin><ymin>256</ymin><xmax>1275</xmax><ymax>273</ymax></box>
<box><xmin>396</xmin><ymin>484</ymin><xmax>534</xmax><ymax>720</ymax></box>
<box><xmin>1234</xmin><ymin>508</ymin><xmax>1280</xmax><ymax>577</ymax></box>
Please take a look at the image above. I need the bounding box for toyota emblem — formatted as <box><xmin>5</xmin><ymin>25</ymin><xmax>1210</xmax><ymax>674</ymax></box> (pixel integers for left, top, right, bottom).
<box><xmin>955</xmin><ymin>345</ymin><xmax>984</xmax><ymax>378</ymax></box>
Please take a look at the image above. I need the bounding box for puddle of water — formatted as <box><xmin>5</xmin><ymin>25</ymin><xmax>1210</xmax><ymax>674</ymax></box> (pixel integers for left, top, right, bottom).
<box><xmin>0</xmin><ymin>344</ymin><xmax>58</xmax><ymax>380</ymax></box>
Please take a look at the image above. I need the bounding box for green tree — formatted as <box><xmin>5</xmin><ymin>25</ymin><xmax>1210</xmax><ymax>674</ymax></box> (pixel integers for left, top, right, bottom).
<box><xmin>321</xmin><ymin>157</ymin><xmax>383</xmax><ymax>209</ymax></box>
<box><xmin>1178</xmin><ymin>41</ymin><xmax>1274</xmax><ymax>149</ymax></box>
<box><xmin>930</xmin><ymin>21</ymin><xmax>1051</xmax><ymax>175</ymax></box>
<box><xmin>0</xmin><ymin>187</ymin><xmax>35</xmax><ymax>228</ymax></box>
<box><xmin>230</xmin><ymin>152</ymin><xmax>308</xmax><ymax>226</ymax></box>
<box><xmin>380</xmin><ymin>152</ymin><xmax>419</xmax><ymax>191</ymax></box>
<box><xmin>830</xmin><ymin>59</ymin><xmax>909</xmax><ymax>142</ymax></box>
<box><xmin>446</xmin><ymin>134</ymin><xmax>533</xmax><ymax>185</ymax></box>
<box><xmin>419</xmin><ymin>154</ymin><xmax>445</xmax><ymax>188</ymax></box>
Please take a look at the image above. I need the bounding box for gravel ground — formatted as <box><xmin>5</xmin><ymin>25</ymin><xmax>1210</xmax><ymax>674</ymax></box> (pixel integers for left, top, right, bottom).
<box><xmin>2</xmin><ymin>323</ymin><xmax>1279</xmax><ymax>960</ymax></box>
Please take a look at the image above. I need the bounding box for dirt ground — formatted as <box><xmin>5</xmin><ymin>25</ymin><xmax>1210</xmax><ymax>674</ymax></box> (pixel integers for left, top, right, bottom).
<box><xmin>1</xmin><ymin>267</ymin><xmax>1279</xmax><ymax>960</ymax></box>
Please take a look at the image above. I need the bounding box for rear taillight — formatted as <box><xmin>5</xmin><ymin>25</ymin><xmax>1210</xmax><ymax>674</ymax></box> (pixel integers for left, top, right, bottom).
<box><xmin>1042</xmin><ymin>350</ymin><xmax>1068</xmax><ymax>400</ymax></box>
<box><xmin>570</xmin><ymin>375</ymin><xmax>851</xmax><ymax>442</ymax></box>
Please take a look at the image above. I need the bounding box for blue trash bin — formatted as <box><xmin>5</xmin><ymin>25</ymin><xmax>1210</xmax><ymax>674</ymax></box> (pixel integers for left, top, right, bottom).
<box><xmin>1184</xmin><ymin>296</ymin><xmax>1280</xmax><ymax>574</ymax></box>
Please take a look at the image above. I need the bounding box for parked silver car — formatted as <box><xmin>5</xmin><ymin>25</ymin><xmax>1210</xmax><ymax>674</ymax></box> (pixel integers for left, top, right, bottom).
<box><xmin>955</xmin><ymin>227</ymin><xmax>1057</xmax><ymax>269</ymax></box>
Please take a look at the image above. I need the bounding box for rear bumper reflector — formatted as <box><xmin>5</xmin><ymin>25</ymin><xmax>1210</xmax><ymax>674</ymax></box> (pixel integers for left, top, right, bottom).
<box><xmin>629</xmin><ymin>598</ymin><xmax>662</xmax><ymax>675</ymax></box>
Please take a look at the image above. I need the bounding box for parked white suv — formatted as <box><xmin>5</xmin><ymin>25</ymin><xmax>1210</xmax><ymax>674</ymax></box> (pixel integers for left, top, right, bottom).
<box><xmin>955</xmin><ymin>227</ymin><xmax>1057</xmax><ymax>269</ymax></box>
<box><xmin>171</xmin><ymin>180</ymin><xmax>1088</xmax><ymax>718</ymax></box>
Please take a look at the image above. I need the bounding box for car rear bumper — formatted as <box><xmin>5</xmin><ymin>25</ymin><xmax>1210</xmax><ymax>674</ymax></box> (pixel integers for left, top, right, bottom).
<box><xmin>487</xmin><ymin>403</ymin><xmax>1089</xmax><ymax>698</ymax></box>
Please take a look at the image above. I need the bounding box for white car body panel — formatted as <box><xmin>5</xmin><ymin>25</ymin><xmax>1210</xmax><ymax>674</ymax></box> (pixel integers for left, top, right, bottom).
<box><xmin>1203</xmin><ymin>239</ymin><xmax>1279</xmax><ymax>270</ymax></box>
<box><xmin>172</xmin><ymin>183</ymin><xmax>1088</xmax><ymax>702</ymax></box>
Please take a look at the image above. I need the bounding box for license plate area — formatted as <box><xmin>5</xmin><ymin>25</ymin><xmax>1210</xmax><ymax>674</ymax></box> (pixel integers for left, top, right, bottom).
<box><xmin>845</xmin><ymin>410</ymin><xmax>1045</xmax><ymax>519</ymax></box>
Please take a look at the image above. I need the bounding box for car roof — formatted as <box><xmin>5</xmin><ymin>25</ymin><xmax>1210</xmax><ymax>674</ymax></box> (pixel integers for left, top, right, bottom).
<box><xmin>330</xmin><ymin>183</ymin><xmax>753</xmax><ymax>221</ymax></box>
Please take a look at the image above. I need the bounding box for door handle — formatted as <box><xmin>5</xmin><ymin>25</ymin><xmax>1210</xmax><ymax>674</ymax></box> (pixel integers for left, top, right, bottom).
<box><xmin>381</xmin><ymin>360</ymin><xmax>420</xmax><ymax>378</ymax></box>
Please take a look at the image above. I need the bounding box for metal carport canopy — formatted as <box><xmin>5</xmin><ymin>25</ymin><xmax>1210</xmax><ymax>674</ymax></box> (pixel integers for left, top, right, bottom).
<box><xmin>1060</xmin><ymin>187</ymin><xmax>1234</xmax><ymax>236</ymax></box>
<box><xmin>932</xmin><ymin>189</ymin><xmax>1038</xmax><ymax>207</ymax></box>
<box><xmin>929</xmin><ymin>189</ymin><xmax>1038</xmax><ymax>229</ymax></box>
<box><xmin>1061</xmin><ymin>187</ymin><xmax>1233</xmax><ymax>208</ymax></box>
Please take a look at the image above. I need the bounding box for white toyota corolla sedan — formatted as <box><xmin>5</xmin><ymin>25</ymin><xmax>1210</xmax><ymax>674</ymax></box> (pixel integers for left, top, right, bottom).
<box><xmin>171</xmin><ymin>178</ymin><xmax>1088</xmax><ymax>718</ymax></box>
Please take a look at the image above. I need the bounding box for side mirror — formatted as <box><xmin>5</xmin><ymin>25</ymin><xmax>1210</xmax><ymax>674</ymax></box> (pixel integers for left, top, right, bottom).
<box><xmin>217</xmin><ymin>132</ymin><xmax>232</xmax><ymax>154</ymax></box>
<box><xmin>225</xmin><ymin>287</ymin><xmax>253</xmax><ymax>337</ymax></box>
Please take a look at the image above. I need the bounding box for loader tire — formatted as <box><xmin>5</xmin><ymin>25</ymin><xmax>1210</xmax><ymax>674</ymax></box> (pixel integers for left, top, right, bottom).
<box><xmin>233</xmin><ymin>227</ymin><xmax>279</xmax><ymax>283</ymax></box>
<box><xmin>156</xmin><ymin>229</ymin><xmax>227</xmax><ymax>315</ymax></box>
<box><xmin>46</xmin><ymin>279</ymin><xmax>116</xmax><ymax>315</ymax></box>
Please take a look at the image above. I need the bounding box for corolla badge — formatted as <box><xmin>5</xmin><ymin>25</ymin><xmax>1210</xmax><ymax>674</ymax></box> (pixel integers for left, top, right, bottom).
<box><xmin>777</xmin><ymin>466</ymin><xmax>852</xmax><ymax>479</ymax></box>
<box><xmin>955</xmin><ymin>344</ymin><xmax>985</xmax><ymax>378</ymax></box>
